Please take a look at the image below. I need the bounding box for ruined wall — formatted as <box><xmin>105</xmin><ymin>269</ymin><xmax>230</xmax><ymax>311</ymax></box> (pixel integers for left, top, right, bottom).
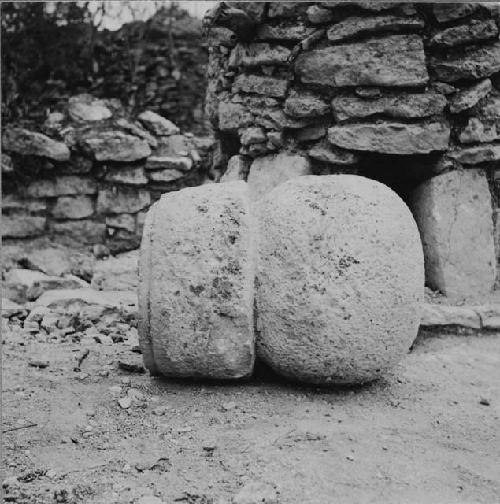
<box><xmin>205</xmin><ymin>1</ymin><xmax>500</xmax><ymax>294</ymax></box>
<box><xmin>1</xmin><ymin>95</ymin><xmax>214</xmax><ymax>253</ymax></box>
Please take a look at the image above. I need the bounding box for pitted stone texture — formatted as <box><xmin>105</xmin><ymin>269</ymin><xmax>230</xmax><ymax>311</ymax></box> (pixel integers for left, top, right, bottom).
<box><xmin>296</xmin><ymin>35</ymin><xmax>428</xmax><ymax>88</ymax></box>
<box><xmin>409</xmin><ymin>170</ymin><xmax>496</xmax><ymax>298</ymax></box>
<box><xmin>138</xmin><ymin>181</ymin><xmax>255</xmax><ymax>379</ymax></box>
<box><xmin>247</xmin><ymin>153</ymin><xmax>312</xmax><ymax>201</ymax></box>
<box><xmin>220</xmin><ymin>155</ymin><xmax>251</xmax><ymax>183</ymax></box>
<box><xmin>2</xmin><ymin>127</ymin><xmax>70</xmax><ymax>161</ymax></box>
<box><xmin>255</xmin><ymin>175</ymin><xmax>424</xmax><ymax>385</ymax></box>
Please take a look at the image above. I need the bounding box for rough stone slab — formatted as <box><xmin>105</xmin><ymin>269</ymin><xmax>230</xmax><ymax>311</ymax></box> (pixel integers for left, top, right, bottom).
<box><xmin>240</xmin><ymin>128</ymin><xmax>266</xmax><ymax>146</ymax></box>
<box><xmin>430</xmin><ymin>19</ymin><xmax>498</xmax><ymax>48</ymax></box>
<box><xmin>331</xmin><ymin>92</ymin><xmax>447</xmax><ymax>121</ymax></box>
<box><xmin>294</xmin><ymin>125</ymin><xmax>327</xmax><ymax>143</ymax></box>
<box><xmin>2</xmin><ymin>153</ymin><xmax>13</xmax><ymax>173</ymax></box>
<box><xmin>51</xmin><ymin>220</ymin><xmax>106</xmax><ymax>244</ymax></box>
<box><xmin>284</xmin><ymin>93</ymin><xmax>330</xmax><ymax>118</ymax></box>
<box><xmin>91</xmin><ymin>250</ymin><xmax>138</xmax><ymax>291</ymax></box>
<box><xmin>116</xmin><ymin>119</ymin><xmax>158</xmax><ymax>148</ymax></box>
<box><xmin>97</xmin><ymin>188</ymin><xmax>150</xmax><ymax>214</ymax></box>
<box><xmin>430</xmin><ymin>42</ymin><xmax>500</xmax><ymax>83</ymax></box>
<box><xmin>448</xmin><ymin>144</ymin><xmax>500</xmax><ymax>165</ymax></box>
<box><xmin>256</xmin><ymin>175</ymin><xmax>424</xmax><ymax>385</ymax></box>
<box><xmin>2</xmin><ymin>127</ymin><xmax>70</xmax><ymax>161</ymax></box>
<box><xmin>52</xmin><ymin>195</ymin><xmax>94</xmax><ymax>220</ymax></box>
<box><xmin>147</xmin><ymin>168</ymin><xmax>185</xmax><ymax>183</ymax></box>
<box><xmin>2</xmin><ymin>215</ymin><xmax>46</xmax><ymax>238</ymax></box>
<box><xmin>2</xmin><ymin>298</ymin><xmax>27</xmax><ymax>319</ymax></box>
<box><xmin>328</xmin><ymin>122</ymin><xmax>450</xmax><ymax>154</ymax></box>
<box><xmin>409</xmin><ymin>169</ymin><xmax>496</xmax><ymax>298</ymax></box>
<box><xmin>432</xmin><ymin>3</ymin><xmax>479</xmax><ymax>23</ymax></box>
<box><xmin>106</xmin><ymin>214</ymin><xmax>136</xmax><ymax>233</ymax></box>
<box><xmin>230</xmin><ymin>43</ymin><xmax>291</xmax><ymax>67</ymax></box>
<box><xmin>218</xmin><ymin>102</ymin><xmax>253</xmax><ymax>131</ymax></box>
<box><xmin>68</xmin><ymin>95</ymin><xmax>112</xmax><ymax>121</ymax></box>
<box><xmin>420</xmin><ymin>303</ymin><xmax>481</xmax><ymax>329</ymax></box>
<box><xmin>154</xmin><ymin>134</ymin><xmax>195</xmax><ymax>157</ymax></box>
<box><xmin>247</xmin><ymin>153</ymin><xmax>312</xmax><ymax>201</ymax></box>
<box><xmin>138</xmin><ymin>181</ymin><xmax>255</xmax><ymax>379</ymax></box>
<box><xmin>105</xmin><ymin>167</ymin><xmax>148</xmax><ymax>185</ymax></box>
<box><xmin>2</xmin><ymin>194</ymin><xmax>46</xmax><ymax>212</ymax></box>
<box><xmin>82</xmin><ymin>131</ymin><xmax>151</xmax><ymax>162</ymax></box>
<box><xmin>256</xmin><ymin>23</ymin><xmax>316</xmax><ymax>41</ymax></box>
<box><xmin>146</xmin><ymin>156</ymin><xmax>192</xmax><ymax>172</ymax></box>
<box><xmin>449</xmin><ymin>79</ymin><xmax>492</xmax><ymax>114</ymax></box>
<box><xmin>26</xmin><ymin>176</ymin><xmax>97</xmax><ymax>198</ymax></box>
<box><xmin>308</xmin><ymin>141</ymin><xmax>360</xmax><ymax>165</ymax></box>
<box><xmin>268</xmin><ymin>2</ymin><xmax>307</xmax><ymax>18</ymax></box>
<box><xmin>26</xmin><ymin>275</ymin><xmax>88</xmax><ymax>302</ymax></box>
<box><xmin>307</xmin><ymin>5</ymin><xmax>334</xmax><ymax>24</ymax></box>
<box><xmin>137</xmin><ymin>111</ymin><xmax>179</xmax><ymax>136</ymax></box>
<box><xmin>296</xmin><ymin>35</ymin><xmax>428</xmax><ymax>88</ymax></box>
<box><xmin>220</xmin><ymin>155</ymin><xmax>251</xmax><ymax>183</ymax></box>
<box><xmin>459</xmin><ymin>118</ymin><xmax>500</xmax><ymax>144</ymax></box>
<box><xmin>232</xmin><ymin>74</ymin><xmax>288</xmax><ymax>98</ymax></box>
<box><xmin>473</xmin><ymin>305</ymin><xmax>500</xmax><ymax>329</ymax></box>
<box><xmin>327</xmin><ymin>15</ymin><xmax>423</xmax><ymax>42</ymax></box>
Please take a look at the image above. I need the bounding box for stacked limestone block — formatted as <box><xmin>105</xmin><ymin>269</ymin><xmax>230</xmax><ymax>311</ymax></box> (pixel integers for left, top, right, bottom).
<box><xmin>138</xmin><ymin>175</ymin><xmax>424</xmax><ymax>384</ymax></box>
<box><xmin>2</xmin><ymin>94</ymin><xmax>214</xmax><ymax>253</ymax></box>
<box><xmin>205</xmin><ymin>1</ymin><xmax>500</xmax><ymax>296</ymax></box>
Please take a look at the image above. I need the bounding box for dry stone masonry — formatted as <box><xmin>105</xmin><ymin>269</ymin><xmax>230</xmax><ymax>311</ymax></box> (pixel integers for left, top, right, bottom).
<box><xmin>205</xmin><ymin>1</ymin><xmax>500</xmax><ymax>298</ymax></box>
<box><xmin>2</xmin><ymin>94</ymin><xmax>214</xmax><ymax>253</ymax></box>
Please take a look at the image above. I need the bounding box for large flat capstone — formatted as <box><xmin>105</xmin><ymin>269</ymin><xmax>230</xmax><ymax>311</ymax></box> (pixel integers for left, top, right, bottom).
<box><xmin>409</xmin><ymin>169</ymin><xmax>496</xmax><ymax>298</ymax></box>
<box><xmin>295</xmin><ymin>35</ymin><xmax>428</xmax><ymax>87</ymax></box>
<box><xmin>255</xmin><ymin>175</ymin><xmax>424</xmax><ymax>385</ymax></box>
<box><xmin>138</xmin><ymin>181</ymin><xmax>255</xmax><ymax>379</ymax></box>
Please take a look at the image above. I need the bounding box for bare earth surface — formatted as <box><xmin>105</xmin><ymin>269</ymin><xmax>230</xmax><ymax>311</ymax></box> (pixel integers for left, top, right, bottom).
<box><xmin>2</xmin><ymin>329</ymin><xmax>500</xmax><ymax>504</ymax></box>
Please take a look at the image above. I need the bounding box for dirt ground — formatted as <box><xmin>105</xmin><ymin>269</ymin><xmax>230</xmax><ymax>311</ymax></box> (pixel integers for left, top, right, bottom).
<box><xmin>2</xmin><ymin>327</ymin><xmax>500</xmax><ymax>504</ymax></box>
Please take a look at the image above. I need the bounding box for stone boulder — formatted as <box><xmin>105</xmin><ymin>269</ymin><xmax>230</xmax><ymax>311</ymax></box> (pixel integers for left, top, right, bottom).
<box><xmin>68</xmin><ymin>94</ymin><xmax>113</xmax><ymax>122</ymax></box>
<box><xmin>255</xmin><ymin>175</ymin><xmax>424</xmax><ymax>385</ymax></box>
<box><xmin>82</xmin><ymin>131</ymin><xmax>151</xmax><ymax>162</ymax></box>
<box><xmin>138</xmin><ymin>181</ymin><xmax>255</xmax><ymax>379</ymax></box>
<box><xmin>409</xmin><ymin>169</ymin><xmax>496</xmax><ymax>298</ymax></box>
<box><xmin>2</xmin><ymin>127</ymin><xmax>70</xmax><ymax>161</ymax></box>
<box><xmin>247</xmin><ymin>153</ymin><xmax>312</xmax><ymax>201</ymax></box>
<box><xmin>138</xmin><ymin>111</ymin><xmax>180</xmax><ymax>136</ymax></box>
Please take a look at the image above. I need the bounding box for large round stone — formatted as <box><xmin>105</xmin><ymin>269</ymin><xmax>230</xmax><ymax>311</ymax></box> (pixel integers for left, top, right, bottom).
<box><xmin>138</xmin><ymin>181</ymin><xmax>255</xmax><ymax>379</ymax></box>
<box><xmin>255</xmin><ymin>175</ymin><xmax>424</xmax><ymax>385</ymax></box>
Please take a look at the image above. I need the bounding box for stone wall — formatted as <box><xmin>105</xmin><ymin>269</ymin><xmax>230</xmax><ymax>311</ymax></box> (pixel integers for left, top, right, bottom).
<box><xmin>205</xmin><ymin>1</ymin><xmax>500</xmax><ymax>297</ymax></box>
<box><xmin>1</xmin><ymin>94</ymin><xmax>214</xmax><ymax>253</ymax></box>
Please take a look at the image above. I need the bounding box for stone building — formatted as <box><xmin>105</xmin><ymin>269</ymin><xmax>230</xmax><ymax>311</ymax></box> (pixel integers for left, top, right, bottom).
<box><xmin>205</xmin><ymin>1</ymin><xmax>500</xmax><ymax>299</ymax></box>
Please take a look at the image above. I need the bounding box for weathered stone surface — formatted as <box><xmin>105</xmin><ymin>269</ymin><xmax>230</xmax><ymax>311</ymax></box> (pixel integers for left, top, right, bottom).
<box><xmin>2</xmin><ymin>298</ymin><xmax>27</xmax><ymax>318</ymax></box>
<box><xmin>430</xmin><ymin>19</ymin><xmax>498</xmax><ymax>47</ymax></box>
<box><xmin>51</xmin><ymin>220</ymin><xmax>106</xmax><ymax>244</ymax></box>
<box><xmin>116</xmin><ymin>119</ymin><xmax>158</xmax><ymax>148</ymax></box>
<box><xmin>106</xmin><ymin>214</ymin><xmax>136</xmax><ymax>233</ymax></box>
<box><xmin>154</xmin><ymin>134</ymin><xmax>194</xmax><ymax>157</ymax></box>
<box><xmin>420</xmin><ymin>303</ymin><xmax>481</xmax><ymax>329</ymax></box>
<box><xmin>240</xmin><ymin>127</ymin><xmax>266</xmax><ymax>146</ymax></box>
<box><xmin>226</xmin><ymin>2</ymin><xmax>266</xmax><ymax>22</ymax></box>
<box><xmin>327</xmin><ymin>15</ymin><xmax>423</xmax><ymax>42</ymax></box>
<box><xmin>328</xmin><ymin>122</ymin><xmax>450</xmax><ymax>154</ymax></box>
<box><xmin>230</xmin><ymin>43</ymin><xmax>291</xmax><ymax>67</ymax></box>
<box><xmin>307</xmin><ymin>5</ymin><xmax>334</xmax><ymax>24</ymax></box>
<box><xmin>2</xmin><ymin>127</ymin><xmax>70</xmax><ymax>161</ymax></box>
<box><xmin>138</xmin><ymin>181</ymin><xmax>255</xmax><ymax>378</ymax></box>
<box><xmin>2</xmin><ymin>194</ymin><xmax>46</xmax><ymax>213</ymax></box>
<box><xmin>459</xmin><ymin>118</ymin><xmax>500</xmax><ymax>144</ymax></box>
<box><xmin>256</xmin><ymin>175</ymin><xmax>424</xmax><ymax>385</ymax></box>
<box><xmin>4</xmin><ymin>269</ymin><xmax>48</xmax><ymax>303</ymax></box>
<box><xmin>97</xmin><ymin>188</ymin><xmax>151</xmax><ymax>214</ymax></box>
<box><xmin>409</xmin><ymin>169</ymin><xmax>496</xmax><ymax>298</ymax></box>
<box><xmin>218</xmin><ymin>102</ymin><xmax>253</xmax><ymax>131</ymax></box>
<box><xmin>2</xmin><ymin>153</ymin><xmax>13</xmax><ymax>174</ymax></box>
<box><xmin>284</xmin><ymin>92</ymin><xmax>330</xmax><ymax>118</ymax></box>
<box><xmin>256</xmin><ymin>23</ymin><xmax>316</xmax><ymax>41</ymax></box>
<box><xmin>247</xmin><ymin>153</ymin><xmax>312</xmax><ymax>201</ymax></box>
<box><xmin>331</xmin><ymin>92</ymin><xmax>446</xmax><ymax>121</ymax></box>
<box><xmin>206</xmin><ymin>27</ymin><xmax>238</xmax><ymax>48</ymax></box>
<box><xmin>146</xmin><ymin>156</ymin><xmax>192</xmax><ymax>172</ymax></box>
<box><xmin>448</xmin><ymin>144</ymin><xmax>500</xmax><ymax>165</ymax></box>
<box><xmin>296</xmin><ymin>35</ymin><xmax>428</xmax><ymax>87</ymax></box>
<box><xmin>268</xmin><ymin>2</ymin><xmax>307</xmax><ymax>18</ymax></box>
<box><xmin>147</xmin><ymin>169</ymin><xmax>185</xmax><ymax>183</ymax></box>
<box><xmin>232</xmin><ymin>74</ymin><xmax>288</xmax><ymax>98</ymax></box>
<box><xmin>220</xmin><ymin>155</ymin><xmax>251</xmax><ymax>182</ymax></box>
<box><xmin>432</xmin><ymin>3</ymin><xmax>479</xmax><ymax>23</ymax></box>
<box><xmin>68</xmin><ymin>94</ymin><xmax>112</xmax><ymax>121</ymax></box>
<box><xmin>26</xmin><ymin>275</ymin><xmax>89</xmax><ymax>302</ymax></box>
<box><xmin>26</xmin><ymin>176</ymin><xmax>97</xmax><ymax>198</ymax></box>
<box><xmin>91</xmin><ymin>250</ymin><xmax>138</xmax><ymax>291</ymax></box>
<box><xmin>83</xmin><ymin>131</ymin><xmax>151</xmax><ymax>162</ymax></box>
<box><xmin>137</xmin><ymin>111</ymin><xmax>179</xmax><ymax>136</ymax></box>
<box><xmin>233</xmin><ymin>482</ymin><xmax>278</xmax><ymax>504</ymax></box>
<box><xmin>52</xmin><ymin>195</ymin><xmax>94</xmax><ymax>220</ymax></box>
<box><xmin>293</xmin><ymin>125</ymin><xmax>327</xmax><ymax>142</ymax></box>
<box><xmin>449</xmin><ymin>79</ymin><xmax>492</xmax><ymax>114</ymax></box>
<box><xmin>308</xmin><ymin>141</ymin><xmax>360</xmax><ymax>165</ymax></box>
<box><xmin>473</xmin><ymin>305</ymin><xmax>500</xmax><ymax>329</ymax></box>
<box><xmin>2</xmin><ymin>215</ymin><xmax>46</xmax><ymax>238</ymax></box>
<box><xmin>430</xmin><ymin>42</ymin><xmax>500</xmax><ymax>83</ymax></box>
<box><xmin>105</xmin><ymin>167</ymin><xmax>148</xmax><ymax>185</ymax></box>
